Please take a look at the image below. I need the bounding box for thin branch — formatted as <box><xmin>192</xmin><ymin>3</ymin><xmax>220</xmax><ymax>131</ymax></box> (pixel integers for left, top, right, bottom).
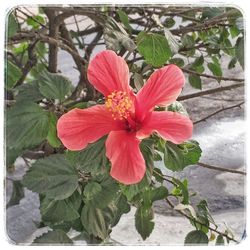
<box><xmin>14</xmin><ymin>40</ymin><xmax>38</xmax><ymax>87</ymax></box>
<box><xmin>182</xmin><ymin>68</ymin><xmax>244</xmax><ymax>82</ymax></box>
<box><xmin>194</xmin><ymin>101</ymin><xmax>244</xmax><ymax>124</ymax></box>
<box><xmin>197</xmin><ymin>162</ymin><xmax>246</xmax><ymax>176</ymax></box>
<box><xmin>165</xmin><ymin>197</ymin><xmax>239</xmax><ymax>243</ymax></box>
<box><xmin>178</xmin><ymin>83</ymin><xmax>244</xmax><ymax>101</ymax></box>
<box><xmin>10</xmin><ymin>32</ymin><xmax>86</xmax><ymax>65</ymax></box>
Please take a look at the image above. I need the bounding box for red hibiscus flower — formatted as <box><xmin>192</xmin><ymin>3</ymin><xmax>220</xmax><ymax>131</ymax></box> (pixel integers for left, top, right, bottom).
<box><xmin>57</xmin><ymin>50</ymin><xmax>193</xmax><ymax>185</ymax></box>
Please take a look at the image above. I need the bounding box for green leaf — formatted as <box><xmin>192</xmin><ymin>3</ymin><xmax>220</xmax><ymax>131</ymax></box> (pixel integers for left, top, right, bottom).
<box><xmin>192</xmin><ymin>56</ymin><xmax>204</xmax><ymax>68</ymax></box>
<box><xmin>207</xmin><ymin>62</ymin><xmax>222</xmax><ymax>77</ymax></box>
<box><xmin>110</xmin><ymin>194</ymin><xmax>130</xmax><ymax>227</ymax></box>
<box><xmin>153</xmin><ymin>168</ymin><xmax>164</xmax><ymax>184</ymax></box>
<box><xmin>216</xmin><ymin>235</ymin><xmax>225</xmax><ymax>245</ymax></box>
<box><xmin>26</xmin><ymin>15</ymin><xmax>45</xmax><ymax>29</ymax></box>
<box><xmin>140</xmin><ymin>139</ymin><xmax>154</xmax><ymax>169</ymax></box>
<box><xmin>104</xmin><ymin>16</ymin><xmax>136</xmax><ymax>52</ymax></box>
<box><xmin>151</xmin><ymin>186</ymin><xmax>168</xmax><ymax>202</ymax></box>
<box><xmin>6</xmin><ymin>147</ymin><xmax>22</xmax><ymax>167</ymax></box>
<box><xmin>135</xmin><ymin>205</ymin><xmax>154</xmax><ymax>240</ymax></box>
<box><xmin>184</xmin><ymin>230</ymin><xmax>209</xmax><ymax>245</ymax></box>
<box><xmin>7</xmin><ymin>180</ymin><xmax>24</xmax><ymax>208</ymax></box>
<box><xmin>164</xmin><ymin>142</ymin><xmax>184</xmax><ymax>171</ymax></box>
<box><xmin>7</xmin><ymin>13</ymin><xmax>18</xmax><ymax>38</ymax></box>
<box><xmin>40</xmin><ymin>191</ymin><xmax>81</xmax><ymax>224</ymax></box>
<box><xmin>81</xmin><ymin>205</ymin><xmax>109</xmax><ymax>240</ymax></box>
<box><xmin>181</xmin><ymin>34</ymin><xmax>195</xmax><ymax>48</ymax></box>
<box><xmin>66</xmin><ymin>136</ymin><xmax>108</xmax><ymax>175</ymax></box>
<box><xmin>22</xmin><ymin>154</ymin><xmax>78</xmax><ymax>200</ymax></box>
<box><xmin>83</xmin><ymin>182</ymin><xmax>102</xmax><ymax>200</ymax></box>
<box><xmin>33</xmin><ymin>230</ymin><xmax>73</xmax><ymax>244</ymax></box>
<box><xmin>228</xmin><ymin>57</ymin><xmax>237</xmax><ymax>69</ymax></box>
<box><xmin>121</xmin><ymin>174</ymin><xmax>150</xmax><ymax>201</ymax></box>
<box><xmin>88</xmin><ymin>176</ymin><xmax>120</xmax><ymax>209</ymax></box>
<box><xmin>117</xmin><ymin>9</ymin><xmax>132</xmax><ymax>32</ymax></box>
<box><xmin>6</xmin><ymin>60</ymin><xmax>22</xmax><ymax>89</ymax></box>
<box><xmin>189</xmin><ymin>74</ymin><xmax>202</xmax><ymax>89</ymax></box>
<box><xmin>38</xmin><ymin>71</ymin><xmax>72</xmax><ymax>101</ymax></box>
<box><xmin>164</xmin><ymin>18</ymin><xmax>175</xmax><ymax>28</ymax></box>
<box><xmin>230</xmin><ymin>26</ymin><xmax>240</xmax><ymax>38</ymax></box>
<box><xmin>164</xmin><ymin>140</ymin><xmax>202</xmax><ymax>172</ymax></box>
<box><xmin>169</xmin><ymin>58</ymin><xmax>185</xmax><ymax>67</ymax></box>
<box><xmin>47</xmin><ymin>112</ymin><xmax>61</xmax><ymax>148</ymax></box>
<box><xmin>15</xmin><ymin>81</ymin><xmax>43</xmax><ymax>102</ymax></box>
<box><xmin>137</xmin><ymin>31</ymin><xmax>172</xmax><ymax>67</ymax></box>
<box><xmin>172</xmin><ymin>178</ymin><xmax>189</xmax><ymax>204</ymax></box>
<box><xmin>6</xmin><ymin>102</ymin><xmax>49</xmax><ymax>149</ymax></box>
<box><xmin>181</xmin><ymin>140</ymin><xmax>202</xmax><ymax>166</ymax></box>
<box><xmin>235</xmin><ymin>36</ymin><xmax>244</xmax><ymax>69</ymax></box>
<box><xmin>167</xmin><ymin>101</ymin><xmax>188</xmax><ymax>116</ymax></box>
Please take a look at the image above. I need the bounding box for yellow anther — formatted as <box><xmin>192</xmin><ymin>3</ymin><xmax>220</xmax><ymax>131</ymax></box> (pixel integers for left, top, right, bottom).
<box><xmin>105</xmin><ymin>90</ymin><xmax>132</xmax><ymax>120</ymax></box>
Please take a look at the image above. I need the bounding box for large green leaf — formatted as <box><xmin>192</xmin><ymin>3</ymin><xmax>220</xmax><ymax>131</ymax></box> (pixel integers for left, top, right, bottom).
<box><xmin>137</xmin><ymin>31</ymin><xmax>172</xmax><ymax>67</ymax></box>
<box><xmin>86</xmin><ymin>176</ymin><xmax>120</xmax><ymax>209</ymax></box>
<box><xmin>7</xmin><ymin>13</ymin><xmax>18</xmax><ymax>38</ymax></box>
<box><xmin>6</xmin><ymin>60</ymin><xmax>22</xmax><ymax>89</ymax></box>
<box><xmin>150</xmin><ymin>186</ymin><xmax>168</xmax><ymax>202</ymax></box>
<box><xmin>22</xmin><ymin>154</ymin><xmax>78</xmax><ymax>200</ymax></box>
<box><xmin>40</xmin><ymin>191</ymin><xmax>81</xmax><ymax>224</ymax></box>
<box><xmin>164</xmin><ymin>140</ymin><xmax>202</xmax><ymax>172</ymax></box>
<box><xmin>66</xmin><ymin>136</ymin><xmax>109</xmax><ymax>175</ymax></box>
<box><xmin>33</xmin><ymin>230</ymin><xmax>73</xmax><ymax>244</ymax></box>
<box><xmin>81</xmin><ymin>204</ymin><xmax>109</xmax><ymax>240</ymax></box>
<box><xmin>135</xmin><ymin>205</ymin><xmax>154</xmax><ymax>240</ymax></box>
<box><xmin>38</xmin><ymin>71</ymin><xmax>72</xmax><ymax>101</ymax></box>
<box><xmin>83</xmin><ymin>182</ymin><xmax>102</xmax><ymax>200</ymax></box>
<box><xmin>15</xmin><ymin>81</ymin><xmax>43</xmax><ymax>103</ymax></box>
<box><xmin>121</xmin><ymin>174</ymin><xmax>150</xmax><ymax>201</ymax></box>
<box><xmin>184</xmin><ymin>230</ymin><xmax>209</xmax><ymax>245</ymax></box>
<box><xmin>110</xmin><ymin>194</ymin><xmax>130</xmax><ymax>227</ymax></box>
<box><xmin>46</xmin><ymin>112</ymin><xmax>61</xmax><ymax>148</ymax></box>
<box><xmin>6</xmin><ymin>102</ymin><xmax>49</xmax><ymax>149</ymax></box>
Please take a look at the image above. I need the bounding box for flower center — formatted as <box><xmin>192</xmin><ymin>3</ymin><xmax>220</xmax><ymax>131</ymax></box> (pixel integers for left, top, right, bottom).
<box><xmin>105</xmin><ymin>91</ymin><xmax>132</xmax><ymax>120</ymax></box>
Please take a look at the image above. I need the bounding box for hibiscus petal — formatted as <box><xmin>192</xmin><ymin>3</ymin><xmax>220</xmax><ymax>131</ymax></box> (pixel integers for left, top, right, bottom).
<box><xmin>136</xmin><ymin>64</ymin><xmax>185</xmax><ymax>120</ymax></box>
<box><xmin>87</xmin><ymin>50</ymin><xmax>131</xmax><ymax>96</ymax></box>
<box><xmin>106</xmin><ymin>131</ymin><xmax>146</xmax><ymax>185</ymax></box>
<box><xmin>57</xmin><ymin>105</ymin><xmax>124</xmax><ymax>151</ymax></box>
<box><xmin>137</xmin><ymin>111</ymin><xmax>193</xmax><ymax>144</ymax></box>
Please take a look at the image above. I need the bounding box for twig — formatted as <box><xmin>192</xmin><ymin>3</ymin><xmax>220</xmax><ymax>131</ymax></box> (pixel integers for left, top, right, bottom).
<box><xmin>14</xmin><ymin>40</ymin><xmax>38</xmax><ymax>87</ymax></box>
<box><xmin>182</xmin><ymin>68</ymin><xmax>244</xmax><ymax>82</ymax></box>
<box><xmin>10</xmin><ymin>32</ymin><xmax>86</xmax><ymax>65</ymax></box>
<box><xmin>197</xmin><ymin>162</ymin><xmax>246</xmax><ymax>176</ymax></box>
<box><xmin>194</xmin><ymin>101</ymin><xmax>244</xmax><ymax>124</ymax></box>
<box><xmin>165</xmin><ymin>197</ymin><xmax>239</xmax><ymax>243</ymax></box>
<box><xmin>178</xmin><ymin>83</ymin><xmax>244</xmax><ymax>101</ymax></box>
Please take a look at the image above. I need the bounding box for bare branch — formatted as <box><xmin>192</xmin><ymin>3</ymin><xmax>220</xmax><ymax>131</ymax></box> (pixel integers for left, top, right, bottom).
<box><xmin>182</xmin><ymin>68</ymin><xmax>244</xmax><ymax>83</ymax></box>
<box><xmin>197</xmin><ymin>162</ymin><xmax>246</xmax><ymax>175</ymax></box>
<box><xmin>194</xmin><ymin>101</ymin><xmax>244</xmax><ymax>124</ymax></box>
<box><xmin>178</xmin><ymin>83</ymin><xmax>244</xmax><ymax>101</ymax></box>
